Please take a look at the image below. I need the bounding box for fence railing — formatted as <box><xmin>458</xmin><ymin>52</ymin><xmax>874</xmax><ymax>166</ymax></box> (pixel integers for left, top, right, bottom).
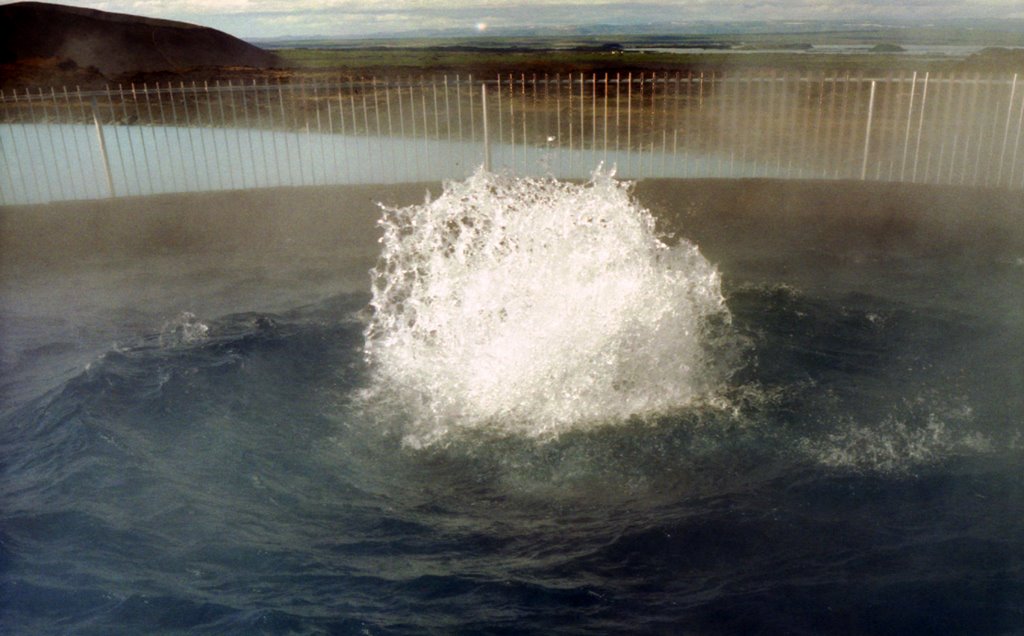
<box><xmin>2</xmin><ymin>71</ymin><xmax>1023</xmax><ymax>204</ymax></box>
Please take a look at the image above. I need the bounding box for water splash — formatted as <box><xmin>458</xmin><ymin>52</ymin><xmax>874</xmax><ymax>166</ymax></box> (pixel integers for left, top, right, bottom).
<box><xmin>363</xmin><ymin>168</ymin><xmax>734</xmax><ymax>446</ymax></box>
<box><xmin>800</xmin><ymin>397</ymin><xmax>991</xmax><ymax>474</ymax></box>
<box><xmin>159</xmin><ymin>311</ymin><xmax>209</xmax><ymax>347</ymax></box>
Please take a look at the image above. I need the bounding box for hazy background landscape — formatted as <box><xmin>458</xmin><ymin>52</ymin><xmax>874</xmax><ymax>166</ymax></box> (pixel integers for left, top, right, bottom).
<box><xmin>2</xmin><ymin>0</ymin><xmax>1023</xmax><ymax>90</ymax></box>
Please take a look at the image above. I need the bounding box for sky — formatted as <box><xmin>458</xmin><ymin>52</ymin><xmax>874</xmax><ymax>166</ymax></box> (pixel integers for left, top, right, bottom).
<box><xmin>11</xmin><ymin>0</ymin><xmax>1024</xmax><ymax>39</ymax></box>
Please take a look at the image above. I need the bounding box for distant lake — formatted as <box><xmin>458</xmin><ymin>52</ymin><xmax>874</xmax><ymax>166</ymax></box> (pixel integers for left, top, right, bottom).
<box><xmin>630</xmin><ymin>44</ymin><xmax>1017</xmax><ymax>57</ymax></box>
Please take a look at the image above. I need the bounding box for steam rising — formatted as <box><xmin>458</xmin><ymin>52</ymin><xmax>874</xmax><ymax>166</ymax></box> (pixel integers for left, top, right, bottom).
<box><xmin>364</xmin><ymin>168</ymin><xmax>732</xmax><ymax>446</ymax></box>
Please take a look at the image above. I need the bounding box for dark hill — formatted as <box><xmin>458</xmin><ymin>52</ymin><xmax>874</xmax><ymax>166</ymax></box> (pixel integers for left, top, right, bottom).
<box><xmin>0</xmin><ymin>1</ymin><xmax>279</xmax><ymax>75</ymax></box>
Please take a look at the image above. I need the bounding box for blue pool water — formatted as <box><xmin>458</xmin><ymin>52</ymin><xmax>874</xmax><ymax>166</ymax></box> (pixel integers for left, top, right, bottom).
<box><xmin>1</xmin><ymin>174</ymin><xmax>1023</xmax><ymax>634</ymax></box>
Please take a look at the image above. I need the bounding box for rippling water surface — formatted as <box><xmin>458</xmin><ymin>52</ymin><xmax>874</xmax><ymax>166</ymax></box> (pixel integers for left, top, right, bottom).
<box><xmin>2</xmin><ymin>174</ymin><xmax>1023</xmax><ymax>634</ymax></box>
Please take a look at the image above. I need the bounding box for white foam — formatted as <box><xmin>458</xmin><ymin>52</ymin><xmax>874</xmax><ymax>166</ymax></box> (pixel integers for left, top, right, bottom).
<box><xmin>801</xmin><ymin>402</ymin><xmax>990</xmax><ymax>474</ymax></box>
<box><xmin>363</xmin><ymin>168</ymin><xmax>732</xmax><ymax>447</ymax></box>
<box><xmin>159</xmin><ymin>311</ymin><xmax>209</xmax><ymax>347</ymax></box>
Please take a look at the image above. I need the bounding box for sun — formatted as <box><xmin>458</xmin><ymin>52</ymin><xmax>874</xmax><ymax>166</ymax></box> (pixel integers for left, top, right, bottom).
<box><xmin>475</xmin><ymin>22</ymin><xmax>487</xmax><ymax>32</ymax></box>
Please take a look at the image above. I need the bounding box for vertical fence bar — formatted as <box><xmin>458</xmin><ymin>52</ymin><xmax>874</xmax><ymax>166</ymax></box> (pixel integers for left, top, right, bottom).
<box><xmin>407</xmin><ymin>79</ymin><xmax>418</xmax><ymax>181</ymax></box>
<box><xmin>264</xmin><ymin>79</ymin><xmax>280</xmax><ymax>186</ymax></box>
<box><xmin>177</xmin><ymin>82</ymin><xmax>199</xmax><ymax>191</ymax></box>
<box><xmin>213</xmin><ymin>81</ymin><xmax>231</xmax><ymax>189</ymax></box>
<box><xmin>509</xmin><ymin>74</ymin><xmax>516</xmax><ymax>172</ymax></box>
<box><xmin>420</xmin><ymin>77</ymin><xmax>429</xmax><ymax>176</ymax></box>
<box><xmin>384</xmin><ymin>81</ymin><xmax>395</xmax><ymax>181</ymax></box>
<box><xmin>603</xmin><ymin>72</ymin><xmax>609</xmax><ymax>164</ymax></box>
<box><xmin>190</xmin><ymin>81</ymin><xmax>210</xmax><ymax>192</ymax></box>
<box><xmin>482</xmin><ymin>83</ymin><xmax>491</xmax><ymax>172</ymax></box>
<box><xmin>21</xmin><ymin>89</ymin><xmax>45</xmax><ymax>200</ymax></box>
<box><xmin>443</xmin><ymin>76</ymin><xmax>452</xmax><ymax>172</ymax></box>
<box><xmin>912</xmin><ymin>72</ymin><xmax>930</xmax><ymax>182</ymax></box>
<box><xmin>165</xmin><ymin>81</ymin><xmax>186</xmax><ymax>188</ymax></box>
<box><xmin>277</xmin><ymin>79</ymin><xmax>293</xmax><ymax>186</ymax></box>
<box><xmin>660</xmin><ymin>73</ymin><xmax>669</xmax><ymax>176</ymax></box>
<box><xmin>936</xmin><ymin>74</ymin><xmax>956</xmax><ymax>184</ymax></box>
<box><xmin>615</xmin><ymin>72</ymin><xmax>621</xmax><ymax>157</ymax></box>
<box><xmin>522</xmin><ymin>74</ymin><xmax>528</xmax><ymax>172</ymax></box>
<box><xmin>729</xmin><ymin>73</ymin><xmax>739</xmax><ymax>177</ymax></box>
<box><xmin>3</xmin><ymin>90</ymin><xmax>31</xmax><ymax>201</ymax></box>
<box><xmin>26</xmin><ymin>89</ymin><xmax>56</xmax><ymax>202</ymax></box>
<box><xmin>960</xmin><ymin>74</ymin><xmax>981</xmax><ymax>185</ymax></box>
<box><xmin>557</xmin><ymin>73</ymin><xmax>565</xmax><ymax>174</ymax></box>
<box><xmin>90</xmin><ymin>97</ymin><xmax>115</xmax><ymax>197</ymax></box>
<box><xmin>672</xmin><ymin>72</ymin><xmax>680</xmax><ymax>171</ymax></box>
<box><xmin>228</xmin><ymin>80</ymin><xmax>244</xmax><ymax>188</ymax></box>
<box><xmin>192</xmin><ymin>81</ymin><xmax>211</xmax><ymax>189</ymax></box>
<box><xmin>351</xmin><ymin>77</ymin><xmax>362</xmax><ymax>182</ymax></box>
<box><xmin>947</xmin><ymin>76</ymin><xmax>968</xmax><ymax>184</ymax></box>
<box><xmin>496</xmin><ymin>74</ymin><xmax>503</xmax><ymax>166</ymax></box>
<box><xmin>456</xmin><ymin>75</ymin><xmax>465</xmax><ymax>172</ymax></box>
<box><xmin>377</xmin><ymin>77</ymin><xmax>388</xmax><ymax>181</ymax></box>
<box><xmin>469</xmin><ymin>74</ymin><xmax>476</xmax><ymax>163</ymax></box>
<box><xmin>132</xmin><ymin>83</ymin><xmax>157</xmax><ymax>193</ymax></box>
<box><xmin>112</xmin><ymin>84</ymin><xmax>136</xmax><ymax>195</ymax></box>
<box><xmin>312</xmin><ymin>82</ymin><xmax>324</xmax><ymax>185</ymax></box>
<box><xmin>861</xmin><ymin>80</ymin><xmax>877</xmax><ymax>180</ymax></box>
<box><xmin>625</xmin><ymin>72</ymin><xmax>632</xmax><ymax>175</ymax></box>
<box><xmin>567</xmin><ymin>73</ymin><xmax>574</xmax><ymax>175</ymax></box>
<box><xmin>295</xmin><ymin>79</ymin><xmax>309</xmax><ymax>185</ymax></box>
<box><xmin>50</xmin><ymin>87</ymin><xmax>75</xmax><ymax>198</ymax></box>
<box><xmin>202</xmin><ymin>81</ymin><xmax>221</xmax><ymax>191</ymax></box>
<box><xmin>880</xmin><ymin>74</ymin><xmax>899</xmax><ymax>180</ymax></box>
<box><xmin>529</xmin><ymin>74</ymin><xmax>541</xmax><ymax>167</ymax></box>
<box><xmin>64</xmin><ymin>86</ymin><xmax>89</xmax><ymax>197</ymax></box>
<box><xmin>396</xmin><ymin>77</ymin><xmax>408</xmax><ymax>179</ymax></box>
<box><xmin>639</xmin><ymin>72</ymin><xmax>647</xmax><ymax>176</ymax></box>
<box><xmin>928</xmin><ymin>73</ymin><xmax>950</xmax><ymax>183</ymax></box>
<box><xmin>710</xmin><ymin>72</ymin><xmax>721</xmax><ymax>177</ymax></box>
<box><xmin>997</xmin><ymin>74</ymin><xmax>1018</xmax><ymax>187</ymax></box>
<box><xmin>158</xmin><ymin>82</ymin><xmax>180</xmax><ymax>191</ymax></box>
<box><xmin>43</xmin><ymin>88</ymin><xmax>69</xmax><ymax>200</ymax></box>
<box><xmin>590</xmin><ymin>72</ymin><xmax>597</xmax><ymax>169</ymax></box>
<box><xmin>900</xmin><ymin>71</ymin><xmax>917</xmax><ymax>180</ymax></box>
<box><xmin>970</xmin><ymin>75</ymin><xmax>992</xmax><ymax>186</ymax></box>
<box><xmin>148</xmin><ymin>82</ymin><xmax>168</xmax><ymax>192</ymax></box>
<box><xmin>0</xmin><ymin>133</ymin><xmax>11</xmax><ymax>205</ymax></box>
<box><xmin>1007</xmin><ymin>77</ymin><xmax>1024</xmax><ymax>188</ymax></box>
<box><xmin>243</xmin><ymin>80</ymin><xmax>258</xmax><ymax>187</ymax></box>
<box><xmin>0</xmin><ymin>91</ymin><xmax>8</xmax><ymax>204</ymax></box>
<box><xmin>786</xmin><ymin>73</ymin><xmax>799</xmax><ymax>177</ymax></box>
<box><xmin>327</xmin><ymin>85</ymin><xmax>338</xmax><ymax>183</ymax></box>
<box><xmin>255</xmin><ymin>79</ymin><xmax>272</xmax><ymax>187</ymax></box>
<box><xmin>336</xmin><ymin>78</ymin><xmax>350</xmax><ymax>184</ymax></box>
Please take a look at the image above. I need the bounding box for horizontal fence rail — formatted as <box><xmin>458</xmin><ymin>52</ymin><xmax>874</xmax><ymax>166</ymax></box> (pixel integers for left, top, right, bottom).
<box><xmin>2</xmin><ymin>72</ymin><xmax>1023</xmax><ymax>204</ymax></box>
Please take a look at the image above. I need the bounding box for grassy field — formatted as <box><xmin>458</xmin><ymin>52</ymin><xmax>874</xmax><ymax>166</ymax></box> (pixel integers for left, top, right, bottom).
<box><xmin>272</xmin><ymin>46</ymin><xmax>1024</xmax><ymax>79</ymax></box>
<box><xmin>3</xmin><ymin>27</ymin><xmax>1021</xmax><ymax>92</ymax></box>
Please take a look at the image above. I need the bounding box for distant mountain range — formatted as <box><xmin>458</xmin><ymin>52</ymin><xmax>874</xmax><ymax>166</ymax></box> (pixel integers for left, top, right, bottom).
<box><xmin>248</xmin><ymin>18</ymin><xmax>1024</xmax><ymax>47</ymax></box>
<box><xmin>0</xmin><ymin>1</ymin><xmax>279</xmax><ymax>75</ymax></box>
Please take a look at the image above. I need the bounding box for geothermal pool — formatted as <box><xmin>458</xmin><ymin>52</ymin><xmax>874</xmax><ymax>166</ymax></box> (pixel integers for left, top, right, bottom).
<box><xmin>1</xmin><ymin>174</ymin><xmax>1023</xmax><ymax>633</ymax></box>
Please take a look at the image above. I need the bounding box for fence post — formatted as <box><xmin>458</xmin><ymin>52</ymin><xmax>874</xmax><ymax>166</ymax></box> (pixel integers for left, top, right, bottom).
<box><xmin>861</xmin><ymin>80</ymin><xmax>877</xmax><ymax>180</ymax></box>
<box><xmin>90</xmin><ymin>97</ymin><xmax>115</xmax><ymax>197</ymax></box>
<box><xmin>481</xmin><ymin>83</ymin><xmax>491</xmax><ymax>172</ymax></box>
<box><xmin>998</xmin><ymin>73</ymin><xmax>1018</xmax><ymax>186</ymax></box>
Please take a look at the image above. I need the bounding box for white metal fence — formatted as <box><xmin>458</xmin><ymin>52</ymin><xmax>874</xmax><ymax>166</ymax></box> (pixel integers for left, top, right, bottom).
<box><xmin>2</xmin><ymin>71</ymin><xmax>1023</xmax><ymax>204</ymax></box>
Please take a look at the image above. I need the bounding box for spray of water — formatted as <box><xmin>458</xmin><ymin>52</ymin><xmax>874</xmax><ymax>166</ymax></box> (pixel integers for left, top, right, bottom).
<box><xmin>363</xmin><ymin>168</ymin><xmax>733</xmax><ymax>446</ymax></box>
